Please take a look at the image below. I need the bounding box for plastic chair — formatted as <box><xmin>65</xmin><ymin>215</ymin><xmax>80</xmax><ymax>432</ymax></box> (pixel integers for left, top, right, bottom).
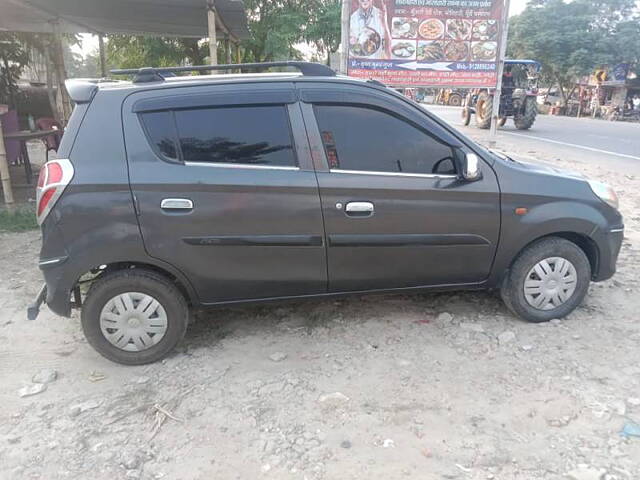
<box><xmin>0</xmin><ymin>110</ymin><xmax>21</xmax><ymax>165</ymax></box>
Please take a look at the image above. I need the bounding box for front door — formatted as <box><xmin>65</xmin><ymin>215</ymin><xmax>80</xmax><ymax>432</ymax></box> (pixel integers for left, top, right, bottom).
<box><xmin>123</xmin><ymin>84</ymin><xmax>327</xmax><ymax>303</ymax></box>
<box><xmin>301</xmin><ymin>96</ymin><xmax>500</xmax><ymax>292</ymax></box>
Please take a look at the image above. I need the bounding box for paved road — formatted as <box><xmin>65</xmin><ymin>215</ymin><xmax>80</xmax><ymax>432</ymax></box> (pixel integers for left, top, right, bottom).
<box><xmin>424</xmin><ymin>105</ymin><xmax>640</xmax><ymax>161</ymax></box>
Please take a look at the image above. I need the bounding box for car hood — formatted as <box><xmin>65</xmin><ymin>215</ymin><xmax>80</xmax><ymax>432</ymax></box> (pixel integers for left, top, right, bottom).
<box><xmin>515</xmin><ymin>160</ymin><xmax>585</xmax><ymax>180</ymax></box>
<box><xmin>491</xmin><ymin>150</ymin><xmax>585</xmax><ymax>181</ymax></box>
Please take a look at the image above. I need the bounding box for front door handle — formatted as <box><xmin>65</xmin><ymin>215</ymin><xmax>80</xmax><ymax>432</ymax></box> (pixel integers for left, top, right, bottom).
<box><xmin>344</xmin><ymin>201</ymin><xmax>374</xmax><ymax>217</ymax></box>
<box><xmin>161</xmin><ymin>198</ymin><xmax>193</xmax><ymax>210</ymax></box>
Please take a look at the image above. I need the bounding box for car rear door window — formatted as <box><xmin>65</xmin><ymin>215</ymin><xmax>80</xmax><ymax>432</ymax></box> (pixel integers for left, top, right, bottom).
<box><xmin>175</xmin><ymin>105</ymin><xmax>296</xmax><ymax>166</ymax></box>
<box><xmin>141</xmin><ymin>110</ymin><xmax>179</xmax><ymax>161</ymax></box>
<box><xmin>313</xmin><ymin>104</ymin><xmax>456</xmax><ymax>175</ymax></box>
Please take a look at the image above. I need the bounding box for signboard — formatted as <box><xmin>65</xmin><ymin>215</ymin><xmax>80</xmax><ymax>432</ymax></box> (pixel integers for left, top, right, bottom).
<box><xmin>346</xmin><ymin>0</ymin><xmax>506</xmax><ymax>87</ymax></box>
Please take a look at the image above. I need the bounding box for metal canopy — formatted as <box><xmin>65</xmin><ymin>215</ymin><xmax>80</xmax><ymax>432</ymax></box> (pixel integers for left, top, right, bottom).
<box><xmin>0</xmin><ymin>0</ymin><xmax>250</xmax><ymax>40</ymax></box>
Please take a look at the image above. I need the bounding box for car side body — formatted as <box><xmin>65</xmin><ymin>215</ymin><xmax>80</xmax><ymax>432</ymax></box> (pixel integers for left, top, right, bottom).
<box><xmin>33</xmin><ymin>66</ymin><xmax>623</xmax><ymax>363</ymax></box>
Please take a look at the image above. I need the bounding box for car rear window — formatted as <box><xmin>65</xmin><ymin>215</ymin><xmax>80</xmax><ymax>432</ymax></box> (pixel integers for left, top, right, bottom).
<box><xmin>141</xmin><ymin>105</ymin><xmax>296</xmax><ymax>167</ymax></box>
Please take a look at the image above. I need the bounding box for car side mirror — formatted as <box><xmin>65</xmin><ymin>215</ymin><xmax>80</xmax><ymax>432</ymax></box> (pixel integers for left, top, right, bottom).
<box><xmin>461</xmin><ymin>152</ymin><xmax>481</xmax><ymax>181</ymax></box>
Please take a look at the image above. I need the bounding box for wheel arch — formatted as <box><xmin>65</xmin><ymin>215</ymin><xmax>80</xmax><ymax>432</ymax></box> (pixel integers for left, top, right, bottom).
<box><xmin>498</xmin><ymin>231</ymin><xmax>599</xmax><ymax>287</ymax></box>
<box><xmin>76</xmin><ymin>260</ymin><xmax>198</xmax><ymax>307</ymax></box>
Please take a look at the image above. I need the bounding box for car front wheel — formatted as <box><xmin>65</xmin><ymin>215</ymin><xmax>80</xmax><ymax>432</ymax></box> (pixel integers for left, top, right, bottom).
<box><xmin>81</xmin><ymin>269</ymin><xmax>188</xmax><ymax>365</ymax></box>
<box><xmin>501</xmin><ymin>237</ymin><xmax>591</xmax><ymax>323</ymax></box>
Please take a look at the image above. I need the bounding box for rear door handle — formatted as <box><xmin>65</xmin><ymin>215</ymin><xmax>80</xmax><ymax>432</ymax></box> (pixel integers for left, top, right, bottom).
<box><xmin>161</xmin><ymin>198</ymin><xmax>193</xmax><ymax>210</ymax></box>
<box><xmin>344</xmin><ymin>201</ymin><xmax>374</xmax><ymax>217</ymax></box>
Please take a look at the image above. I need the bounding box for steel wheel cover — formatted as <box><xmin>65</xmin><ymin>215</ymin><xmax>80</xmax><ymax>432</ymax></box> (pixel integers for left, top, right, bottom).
<box><xmin>99</xmin><ymin>292</ymin><xmax>168</xmax><ymax>351</ymax></box>
<box><xmin>523</xmin><ymin>257</ymin><xmax>578</xmax><ymax>310</ymax></box>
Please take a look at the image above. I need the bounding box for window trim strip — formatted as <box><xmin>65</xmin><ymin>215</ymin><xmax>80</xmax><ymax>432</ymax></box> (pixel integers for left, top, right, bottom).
<box><xmin>184</xmin><ymin>161</ymin><xmax>300</xmax><ymax>171</ymax></box>
<box><xmin>329</xmin><ymin>169</ymin><xmax>457</xmax><ymax>179</ymax></box>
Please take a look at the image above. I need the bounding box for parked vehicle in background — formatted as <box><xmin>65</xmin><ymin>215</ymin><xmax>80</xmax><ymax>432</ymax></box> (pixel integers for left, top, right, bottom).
<box><xmin>30</xmin><ymin>61</ymin><xmax>623</xmax><ymax>365</ymax></box>
<box><xmin>436</xmin><ymin>88</ymin><xmax>465</xmax><ymax>106</ymax></box>
<box><xmin>462</xmin><ymin>59</ymin><xmax>540</xmax><ymax>130</ymax></box>
<box><xmin>537</xmin><ymin>87</ymin><xmax>563</xmax><ymax>106</ymax></box>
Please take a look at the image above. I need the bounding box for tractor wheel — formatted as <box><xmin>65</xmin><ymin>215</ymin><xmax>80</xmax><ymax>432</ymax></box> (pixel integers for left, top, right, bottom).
<box><xmin>461</xmin><ymin>107</ymin><xmax>471</xmax><ymax>126</ymax></box>
<box><xmin>514</xmin><ymin>97</ymin><xmax>537</xmax><ymax>130</ymax></box>
<box><xmin>498</xmin><ymin>116</ymin><xmax>507</xmax><ymax>127</ymax></box>
<box><xmin>474</xmin><ymin>92</ymin><xmax>493</xmax><ymax>129</ymax></box>
<box><xmin>448</xmin><ymin>93</ymin><xmax>463</xmax><ymax>106</ymax></box>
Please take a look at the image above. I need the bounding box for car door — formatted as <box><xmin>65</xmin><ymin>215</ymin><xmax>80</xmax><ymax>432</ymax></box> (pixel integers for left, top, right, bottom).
<box><xmin>122</xmin><ymin>82</ymin><xmax>327</xmax><ymax>303</ymax></box>
<box><xmin>298</xmin><ymin>83</ymin><xmax>500</xmax><ymax>292</ymax></box>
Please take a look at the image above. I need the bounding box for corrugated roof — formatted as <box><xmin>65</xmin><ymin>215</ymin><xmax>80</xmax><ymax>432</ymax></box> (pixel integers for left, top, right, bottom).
<box><xmin>0</xmin><ymin>0</ymin><xmax>249</xmax><ymax>40</ymax></box>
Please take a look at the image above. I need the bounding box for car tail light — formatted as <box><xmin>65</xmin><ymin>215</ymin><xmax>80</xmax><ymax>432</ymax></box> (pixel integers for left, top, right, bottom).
<box><xmin>36</xmin><ymin>159</ymin><xmax>74</xmax><ymax>225</ymax></box>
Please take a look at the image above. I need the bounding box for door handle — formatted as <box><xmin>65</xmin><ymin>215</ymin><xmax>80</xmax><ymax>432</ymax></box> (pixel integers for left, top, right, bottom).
<box><xmin>161</xmin><ymin>198</ymin><xmax>193</xmax><ymax>210</ymax></box>
<box><xmin>344</xmin><ymin>201</ymin><xmax>374</xmax><ymax>217</ymax></box>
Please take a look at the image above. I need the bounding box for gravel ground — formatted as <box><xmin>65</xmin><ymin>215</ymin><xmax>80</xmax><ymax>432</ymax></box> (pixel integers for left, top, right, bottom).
<box><xmin>1</xmin><ymin>126</ymin><xmax>639</xmax><ymax>480</ymax></box>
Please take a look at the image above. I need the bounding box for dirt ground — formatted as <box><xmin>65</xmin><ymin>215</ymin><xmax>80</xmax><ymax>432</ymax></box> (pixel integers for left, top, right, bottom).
<box><xmin>1</xmin><ymin>118</ymin><xmax>640</xmax><ymax>480</ymax></box>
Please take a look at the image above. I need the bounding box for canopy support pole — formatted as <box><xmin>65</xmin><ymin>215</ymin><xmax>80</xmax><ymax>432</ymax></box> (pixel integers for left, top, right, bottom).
<box><xmin>207</xmin><ymin>2</ymin><xmax>218</xmax><ymax>68</ymax></box>
<box><xmin>340</xmin><ymin>0</ymin><xmax>350</xmax><ymax>75</ymax></box>
<box><xmin>0</xmin><ymin>116</ymin><xmax>15</xmax><ymax>208</ymax></box>
<box><xmin>489</xmin><ymin>0</ymin><xmax>510</xmax><ymax>144</ymax></box>
<box><xmin>51</xmin><ymin>20</ymin><xmax>72</xmax><ymax>122</ymax></box>
<box><xmin>98</xmin><ymin>33</ymin><xmax>107</xmax><ymax>77</ymax></box>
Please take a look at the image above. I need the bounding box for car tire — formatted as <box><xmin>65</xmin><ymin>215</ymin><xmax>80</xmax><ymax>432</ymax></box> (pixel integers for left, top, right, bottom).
<box><xmin>81</xmin><ymin>269</ymin><xmax>188</xmax><ymax>365</ymax></box>
<box><xmin>501</xmin><ymin>237</ymin><xmax>591</xmax><ymax>323</ymax></box>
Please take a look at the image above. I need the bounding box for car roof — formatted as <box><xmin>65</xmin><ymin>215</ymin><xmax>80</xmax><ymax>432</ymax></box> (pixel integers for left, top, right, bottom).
<box><xmin>66</xmin><ymin>72</ymin><xmax>371</xmax><ymax>102</ymax></box>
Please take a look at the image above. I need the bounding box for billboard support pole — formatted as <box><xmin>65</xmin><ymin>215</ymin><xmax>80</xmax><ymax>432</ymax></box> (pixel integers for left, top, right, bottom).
<box><xmin>340</xmin><ymin>0</ymin><xmax>350</xmax><ymax>75</ymax></box>
<box><xmin>489</xmin><ymin>0</ymin><xmax>510</xmax><ymax>144</ymax></box>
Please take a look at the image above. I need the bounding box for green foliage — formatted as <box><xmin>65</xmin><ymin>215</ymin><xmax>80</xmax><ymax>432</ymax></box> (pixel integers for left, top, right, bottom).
<box><xmin>508</xmin><ymin>0</ymin><xmax>640</xmax><ymax>103</ymax></box>
<box><xmin>0</xmin><ymin>32</ymin><xmax>29</xmax><ymax>107</ymax></box>
<box><xmin>240</xmin><ymin>0</ymin><xmax>341</xmax><ymax>63</ymax></box>
<box><xmin>241</xmin><ymin>0</ymin><xmax>307</xmax><ymax>62</ymax></box>
<box><xmin>107</xmin><ymin>36</ymin><xmax>206</xmax><ymax>69</ymax></box>
<box><xmin>303</xmin><ymin>0</ymin><xmax>342</xmax><ymax>64</ymax></box>
<box><xmin>0</xmin><ymin>204</ymin><xmax>37</xmax><ymax>232</ymax></box>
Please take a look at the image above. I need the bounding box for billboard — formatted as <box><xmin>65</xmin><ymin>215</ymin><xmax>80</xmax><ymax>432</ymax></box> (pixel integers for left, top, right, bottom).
<box><xmin>346</xmin><ymin>0</ymin><xmax>506</xmax><ymax>87</ymax></box>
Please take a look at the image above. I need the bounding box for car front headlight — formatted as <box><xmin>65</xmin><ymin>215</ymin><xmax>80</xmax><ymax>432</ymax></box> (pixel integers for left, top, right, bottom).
<box><xmin>588</xmin><ymin>180</ymin><xmax>619</xmax><ymax>210</ymax></box>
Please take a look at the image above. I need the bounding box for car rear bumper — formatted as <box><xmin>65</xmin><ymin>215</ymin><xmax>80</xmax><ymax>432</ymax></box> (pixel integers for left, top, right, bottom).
<box><xmin>37</xmin><ymin>259</ymin><xmax>75</xmax><ymax>317</ymax></box>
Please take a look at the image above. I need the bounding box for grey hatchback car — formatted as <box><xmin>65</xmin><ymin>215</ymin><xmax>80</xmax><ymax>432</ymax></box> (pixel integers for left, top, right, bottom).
<box><xmin>30</xmin><ymin>61</ymin><xmax>623</xmax><ymax>364</ymax></box>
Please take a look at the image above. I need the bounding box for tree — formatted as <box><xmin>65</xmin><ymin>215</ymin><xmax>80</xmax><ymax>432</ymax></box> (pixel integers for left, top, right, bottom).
<box><xmin>107</xmin><ymin>36</ymin><xmax>207</xmax><ymax>69</ymax></box>
<box><xmin>303</xmin><ymin>0</ymin><xmax>341</xmax><ymax>65</ymax></box>
<box><xmin>508</xmin><ymin>0</ymin><xmax>640</xmax><ymax>105</ymax></box>
<box><xmin>240</xmin><ymin>0</ymin><xmax>308</xmax><ymax>62</ymax></box>
<box><xmin>0</xmin><ymin>33</ymin><xmax>30</xmax><ymax>108</ymax></box>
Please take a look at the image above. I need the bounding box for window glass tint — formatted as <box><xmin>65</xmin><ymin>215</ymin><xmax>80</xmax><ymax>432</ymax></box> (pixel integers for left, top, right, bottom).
<box><xmin>175</xmin><ymin>105</ymin><xmax>296</xmax><ymax>166</ymax></box>
<box><xmin>314</xmin><ymin>105</ymin><xmax>456</xmax><ymax>175</ymax></box>
<box><xmin>141</xmin><ymin>111</ymin><xmax>178</xmax><ymax>160</ymax></box>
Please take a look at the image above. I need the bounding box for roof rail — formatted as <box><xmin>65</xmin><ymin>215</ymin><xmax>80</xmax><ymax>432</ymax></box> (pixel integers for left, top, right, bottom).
<box><xmin>110</xmin><ymin>61</ymin><xmax>336</xmax><ymax>83</ymax></box>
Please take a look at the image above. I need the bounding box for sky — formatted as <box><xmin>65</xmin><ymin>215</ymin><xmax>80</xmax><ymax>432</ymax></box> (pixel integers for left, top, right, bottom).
<box><xmin>72</xmin><ymin>0</ymin><xmax>531</xmax><ymax>58</ymax></box>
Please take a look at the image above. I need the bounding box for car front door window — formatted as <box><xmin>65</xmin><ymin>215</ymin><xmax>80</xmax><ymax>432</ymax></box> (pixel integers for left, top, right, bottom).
<box><xmin>313</xmin><ymin>104</ymin><xmax>456</xmax><ymax>176</ymax></box>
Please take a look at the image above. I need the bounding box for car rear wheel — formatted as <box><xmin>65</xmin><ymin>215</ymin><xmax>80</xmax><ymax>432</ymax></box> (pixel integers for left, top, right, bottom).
<box><xmin>501</xmin><ymin>237</ymin><xmax>591</xmax><ymax>323</ymax></box>
<box><xmin>81</xmin><ymin>269</ymin><xmax>188</xmax><ymax>365</ymax></box>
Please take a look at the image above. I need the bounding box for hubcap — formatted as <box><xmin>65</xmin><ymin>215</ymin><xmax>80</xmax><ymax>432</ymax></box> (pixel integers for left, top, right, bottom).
<box><xmin>523</xmin><ymin>257</ymin><xmax>577</xmax><ymax>310</ymax></box>
<box><xmin>99</xmin><ymin>292</ymin><xmax>168</xmax><ymax>352</ymax></box>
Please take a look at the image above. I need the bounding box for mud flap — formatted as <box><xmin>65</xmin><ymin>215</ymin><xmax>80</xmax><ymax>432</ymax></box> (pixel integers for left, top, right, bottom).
<box><xmin>27</xmin><ymin>284</ymin><xmax>47</xmax><ymax>320</ymax></box>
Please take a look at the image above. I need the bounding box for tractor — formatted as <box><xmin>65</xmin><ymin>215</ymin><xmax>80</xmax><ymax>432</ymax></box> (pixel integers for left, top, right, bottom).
<box><xmin>462</xmin><ymin>59</ymin><xmax>540</xmax><ymax>130</ymax></box>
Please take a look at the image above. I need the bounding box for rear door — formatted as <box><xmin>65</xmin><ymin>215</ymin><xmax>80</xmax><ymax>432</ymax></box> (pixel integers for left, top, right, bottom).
<box><xmin>122</xmin><ymin>82</ymin><xmax>327</xmax><ymax>303</ymax></box>
<box><xmin>298</xmin><ymin>83</ymin><xmax>500</xmax><ymax>292</ymax></box>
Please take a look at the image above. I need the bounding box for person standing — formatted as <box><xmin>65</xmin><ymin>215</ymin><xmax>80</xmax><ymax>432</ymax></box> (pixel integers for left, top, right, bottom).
<box><xmin>350</xmin><ymin>0</ymin><xmax>392</xmax><ymax>59</ymax></box>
